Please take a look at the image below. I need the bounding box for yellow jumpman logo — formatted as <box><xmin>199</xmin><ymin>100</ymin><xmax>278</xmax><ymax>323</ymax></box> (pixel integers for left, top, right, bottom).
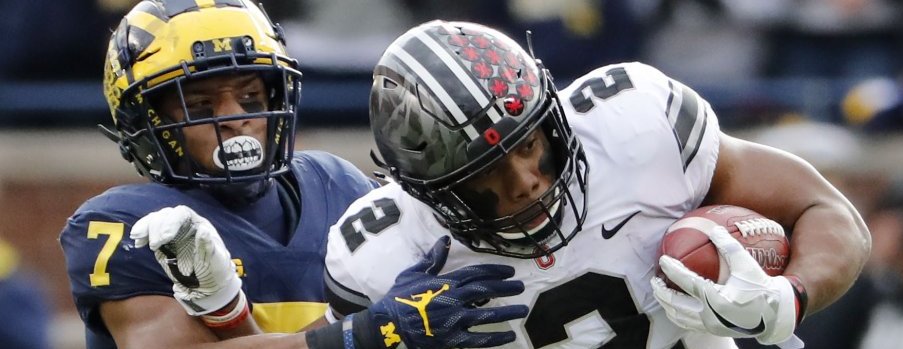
<box><xmin>394</xmin><ymin>284</ymin><xmax>451</xmax><ymax>336</ymax></box>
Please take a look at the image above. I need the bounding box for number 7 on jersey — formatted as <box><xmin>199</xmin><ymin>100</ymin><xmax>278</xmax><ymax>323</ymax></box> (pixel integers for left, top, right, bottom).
<box><xmin>87</xmin><ymin>221</ymin><xmax>124</xmax><ymax>287</ymax></box>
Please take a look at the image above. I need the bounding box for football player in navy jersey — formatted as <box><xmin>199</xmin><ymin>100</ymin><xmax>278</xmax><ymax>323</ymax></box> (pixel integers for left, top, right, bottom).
<box><xmin>59</xmin><ymin>2</ymin><xmax>527</xmax><ymax>349</ymax></box>
<box><xmin>310</xmin><ymin>21</ymin><xmax>869</xmax><ymax>348</ymax></box>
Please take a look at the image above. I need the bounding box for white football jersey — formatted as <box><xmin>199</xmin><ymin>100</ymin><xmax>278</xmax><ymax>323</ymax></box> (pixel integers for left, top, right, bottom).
<box><xmin>324</xmin><ymin>62</ymin><xmax>735</xmax><ymax>348</ymax></box>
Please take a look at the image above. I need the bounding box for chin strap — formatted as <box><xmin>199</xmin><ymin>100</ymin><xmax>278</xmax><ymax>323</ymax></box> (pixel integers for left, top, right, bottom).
<box><xmin>97</xmin><ymin>124</ymin><xmax>121</xmax><ymax>143</ymax></box>
<box><xmin>97</xmin><ymin>124</ymin><xmax>134</xmax><ymax>162</ymax></box>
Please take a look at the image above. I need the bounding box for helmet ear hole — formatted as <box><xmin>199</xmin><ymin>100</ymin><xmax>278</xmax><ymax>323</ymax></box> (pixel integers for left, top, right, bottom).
<box><xmin>401</xmin><ymin>141</ymin><xmax>428</xmax><ymax>153</ymax></box>
<box><xmin>259</xmin><ymin>71</ymin><xmax>287</xmax><ymax>110</ymax></box>
<box><xmin>382</xmin><ymin>78</ymin><xmax>398</xmax><ymax>89</ymax></box>
<box><xmin>539</xmin><ymin>117</ymin><xmax>566</xmax><ymax>177</ymax></box>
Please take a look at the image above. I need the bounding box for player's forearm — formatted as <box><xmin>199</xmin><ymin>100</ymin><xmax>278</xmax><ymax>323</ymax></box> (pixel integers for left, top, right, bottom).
<box><xmin>137</xmin><ymin>316</ymin><xmax>351</xmax><ymax>349</ymax></box>
<box><xmin>783</xmin><ymin>199</ymin><xmax>870</xmax><ymax>314</ymax></box>
<box><xmin>209</xmin><ymin>317</ymin><xmax>264</xmax><ymax>339</ymax></box>
<box><xmin>192</xmin><ymin>310</ymin><xmax>370</xmax><ymax>349</ymax></box>
<box><xmin>133</xmin><ymin>333</ymin><xmax>309</xmax><ymax>349</ymax></box>
<box><xmin>131</xmin><ymin>325</ymin><xmax>328</xmax><ymax>349</ymax></box>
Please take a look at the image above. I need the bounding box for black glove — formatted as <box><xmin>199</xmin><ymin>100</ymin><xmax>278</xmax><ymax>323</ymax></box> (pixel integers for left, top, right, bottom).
<box><xmin>307</xmin><ymin>236</ymin><xmax>529</xmax><ymax>349</ymax></box>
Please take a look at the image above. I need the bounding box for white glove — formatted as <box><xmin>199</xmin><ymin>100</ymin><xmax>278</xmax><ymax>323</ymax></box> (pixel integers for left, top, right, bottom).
<box><xmin>650</xmin><ymin>226</ymin><xmax>802</xmax><ymax>348</ymax></box>
<box><xmin>131</xmin><ymin>205</ymin><xmax>242</xmax><ymax>316</ymax></box>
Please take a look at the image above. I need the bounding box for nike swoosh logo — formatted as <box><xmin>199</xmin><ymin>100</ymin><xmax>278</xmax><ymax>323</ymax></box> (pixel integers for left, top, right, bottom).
<box><xmin>705</xmin><ymin>297</ymin><xmax>766</xmax><ymax>335</ymax></box>
<box><xmin>159</xmin><ymin>243</ymin><xmax>200</xmax><ymax>289</ymax></box>
<box><xmin>600</xmin><ymin>210</ymin><xmax>641</xmax><ymax>239</ymax></box>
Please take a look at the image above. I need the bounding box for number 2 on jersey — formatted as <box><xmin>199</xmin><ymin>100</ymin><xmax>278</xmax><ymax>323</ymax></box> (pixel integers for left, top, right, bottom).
<box><xmin>87</xmin><ymin>221</ymin><xmax>124</xmax><ymax>287</ymax></box>
<box><xmin>526</xmin><ymin>272</ymin><xmax>650</xmax><ymax>348</ymax></box>
<box><xmin>339</xmin><ymin>198</ymin><xmax>400</xmax><ymax>253</ymax></box>
<box><xmin>569</xmin><ymin>67</ymin><xmax>634</xmax><ymax>113</ymax></box>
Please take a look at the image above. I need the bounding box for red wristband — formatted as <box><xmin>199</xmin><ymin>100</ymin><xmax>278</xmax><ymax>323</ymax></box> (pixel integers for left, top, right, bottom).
<box><xmin>202</xmin><ymin>291</ymin><xmax>251</xmax><ymax>330</ymax></box>
<box><xmin>784</xmin><ymin>275</ymin><xmax>808</xmax><ymax>325</ymax></box>
<box><xmin>203</xmin><ymin>306</ymin><xmax>250</xmax><ymax>329</ymax></box>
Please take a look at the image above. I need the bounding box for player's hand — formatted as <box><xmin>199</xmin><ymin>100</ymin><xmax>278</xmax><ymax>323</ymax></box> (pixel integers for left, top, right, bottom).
<box><xmin>130</xmin><ymin>205</ymin><xmax>242</xmax><ymax>316</ymax></box>
<box><xmin>651</xmin><ymin>226</ymin><xmax>802</xmax><ymax>348</ymax></box>
<box><xmin>365</xmin><ymin>236</ymin><xmax>529</xmax><ymax>349</ymax></box>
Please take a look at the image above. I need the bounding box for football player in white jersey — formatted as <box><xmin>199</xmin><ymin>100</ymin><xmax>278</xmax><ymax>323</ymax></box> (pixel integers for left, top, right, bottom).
<box><xmin>321</xmin><ymin>20</ymin><xmax>871</xmax><ymax>349</ymax></box>
<box><xmin>143</xmin><ymin>20</ymin><xmax>871</xmax><ymax>349</ymax></box>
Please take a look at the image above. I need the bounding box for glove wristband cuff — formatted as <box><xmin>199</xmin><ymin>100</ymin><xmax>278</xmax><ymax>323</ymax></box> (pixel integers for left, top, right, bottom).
<box><xmin>202</xmin><ymin>291</ymin><xmax>250</xmax><ymax>329</ymax></box>
<box><xmin>177</xmin><ymin>276</ymin><xmax>243</xmax><ymax>316</ymax></box>
<box><xmin>304</xmin><ymin>309</ymin><xmax>389</xmax><ymax>349</ymax></box>
<box><xmin>784</xmin><ymin>275</ymin><xmax>808</xmax><ymax>325</ymax></box>
<box><xmin>358</xmin><ymin>309</ymin><xmax>401</xmax><ymax>349</ymax></box>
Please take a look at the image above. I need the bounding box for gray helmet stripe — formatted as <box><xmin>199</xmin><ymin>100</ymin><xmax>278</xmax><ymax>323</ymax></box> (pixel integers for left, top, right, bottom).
<box><xmin>212</xmin><ymin>0</ymin><xmax>244</xmax><ymax>6</ymax></box>
<box><xmin>164</xmin><ymin>0</ymin><xmax>201</xmax><ymax>17</ymax></box>
<box><xmin>387</xmin><ymin>42</ymin><xmax>480</xmax><ymax>140</ymax></box>
<box><xmin>413</xmin><ymin>30</ymin><xmax>503</xmax><ymax>124</ymax></box>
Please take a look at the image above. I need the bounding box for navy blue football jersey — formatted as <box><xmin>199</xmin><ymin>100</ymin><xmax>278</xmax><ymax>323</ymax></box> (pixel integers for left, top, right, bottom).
<box><xmin>60</xmin><ymin>151</ymin><xmax>377</xmax><ymax>349</ymax></box>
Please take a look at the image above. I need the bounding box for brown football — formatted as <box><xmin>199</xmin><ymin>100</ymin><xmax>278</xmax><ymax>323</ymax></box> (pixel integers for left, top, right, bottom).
<box><xmin>659</xmin><ymin>205</ymin><xmax>790</xmax><ymax>289</ymax></box>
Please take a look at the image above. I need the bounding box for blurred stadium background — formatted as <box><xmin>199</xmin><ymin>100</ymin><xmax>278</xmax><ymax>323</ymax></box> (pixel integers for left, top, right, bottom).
<box><xmin>2</xmin><ymin>0</ymin><xmax>903</xmax><ymax>348</ymax></box>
